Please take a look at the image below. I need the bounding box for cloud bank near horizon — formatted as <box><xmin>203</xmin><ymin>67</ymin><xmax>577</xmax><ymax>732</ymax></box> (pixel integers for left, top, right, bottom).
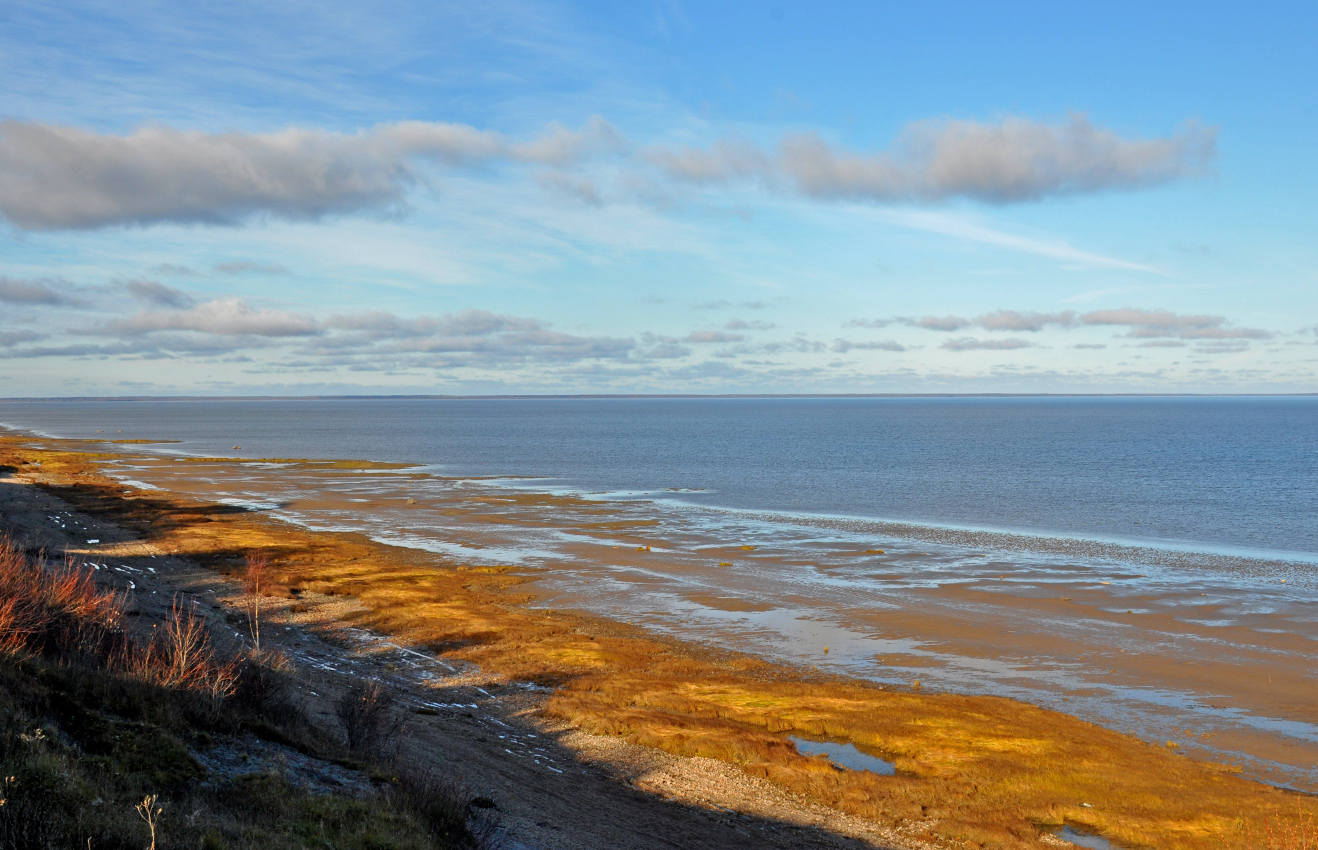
<box><xmin>848</xmin><ymin>308</ymin><xmax>1272</xmax><ymax>342</ymax></box>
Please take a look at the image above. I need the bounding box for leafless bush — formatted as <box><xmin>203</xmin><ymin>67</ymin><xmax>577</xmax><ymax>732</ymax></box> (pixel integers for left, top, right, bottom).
<box><xmin>335</xmin><ymin>680</ymin><xmax>401</xmax><ymax>758</ymax></box>
<box><xmin>129</xmin><ymin>596</ymin><xmax>237</xmax><ymax>700</ymax></box>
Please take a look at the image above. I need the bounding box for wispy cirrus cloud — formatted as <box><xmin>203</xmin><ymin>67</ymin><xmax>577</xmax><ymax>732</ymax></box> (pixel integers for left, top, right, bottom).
<box><xmin>874</xmin><ymin>209</ymin><xmax>1163</xmax><ymax>274</ymax></box>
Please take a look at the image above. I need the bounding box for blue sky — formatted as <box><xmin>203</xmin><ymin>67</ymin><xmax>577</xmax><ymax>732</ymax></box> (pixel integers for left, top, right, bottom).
<box><xmin>1</xmin><ymin>0</ymin><xmax>1314</xmax><ymax>395</ymax></box>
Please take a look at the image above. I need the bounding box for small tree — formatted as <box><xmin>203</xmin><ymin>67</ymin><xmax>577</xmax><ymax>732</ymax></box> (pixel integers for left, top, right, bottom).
<box><xmin>242</xmin><ymin>553</ymin><xmax>269</xmax><ymax>653</ymax></box>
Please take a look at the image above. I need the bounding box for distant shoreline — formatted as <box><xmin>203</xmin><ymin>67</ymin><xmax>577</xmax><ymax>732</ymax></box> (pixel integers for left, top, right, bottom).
<box><xmin>3</xmin><ymin>391</ymin><xmax>1317</xmax><ymax>402</ymax></box>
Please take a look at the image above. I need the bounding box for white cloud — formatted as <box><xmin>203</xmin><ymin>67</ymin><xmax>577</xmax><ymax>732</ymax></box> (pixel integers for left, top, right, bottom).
<box><xmin>0</xmin><ymin>117</ymin><xmax>622</xmax><ymax>230</ymax></box>
<box><xmin>910</xmin><ymin>315</ymin><xmax>972</xmax><ymax>332</ymax></box>
<box><xmin>652</xmin><ymin>115</ymin><xmax>1215</xmax><ymax>203</ymax></box>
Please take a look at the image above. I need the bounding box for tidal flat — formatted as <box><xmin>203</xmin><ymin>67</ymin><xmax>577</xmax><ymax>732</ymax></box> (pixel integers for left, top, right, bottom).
<box><xmin>2</xmin><ymin>431</ymin><xmax>1315</xmax><ymax>849</ymax></box>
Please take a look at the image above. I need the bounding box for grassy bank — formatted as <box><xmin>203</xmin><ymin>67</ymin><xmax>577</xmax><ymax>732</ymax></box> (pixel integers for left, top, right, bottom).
<box><xmin>4</xmin><ymin>435</ymin><xmax>1317</xmax><ymax>849</ymax></box>
<box><xmin>0</xmin><ymin>529</ymin><xmax>488</xmax><ymax>850</ymax></box>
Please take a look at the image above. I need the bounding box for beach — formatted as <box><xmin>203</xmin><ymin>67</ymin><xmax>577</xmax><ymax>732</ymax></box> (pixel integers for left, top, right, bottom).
<box><xmin>2</xmin><ymin>427</ymin><xmax>1316</xmax><ymax>849</ymax></box>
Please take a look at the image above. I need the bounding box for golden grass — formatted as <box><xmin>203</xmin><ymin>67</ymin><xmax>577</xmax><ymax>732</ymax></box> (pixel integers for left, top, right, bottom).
<box><xmin>4</xmin><ymin>435</ymin><xmax>1316</xmax><ymax>849</ymax></box>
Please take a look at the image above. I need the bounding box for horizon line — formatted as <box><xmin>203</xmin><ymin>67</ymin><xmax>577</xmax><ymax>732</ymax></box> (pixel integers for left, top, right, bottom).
<box><xmin>3</xmin><ymin>392</ymin><xmax>1317</xmax><ymax>402</ymax></box>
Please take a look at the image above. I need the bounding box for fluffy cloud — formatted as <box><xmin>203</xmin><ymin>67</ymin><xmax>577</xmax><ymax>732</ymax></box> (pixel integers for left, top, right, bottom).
<box><xmin>911</xmin><ymin>315</ymin><xmax>972</xmax><ymax>332</ymax></box>
<box><xmin>652</xmin><ymin>115</ymin><xmax>1215</xmax><ymax>203</ymax></box>
<box><xmin>0</xmin><ymin>117</ymin><xmax>622</xmax><ymax>230</ymax></box>
<box><xmin>513</xmin><ymin>116</ymin><xmax>627</xmax><ymax>165</ymax></box>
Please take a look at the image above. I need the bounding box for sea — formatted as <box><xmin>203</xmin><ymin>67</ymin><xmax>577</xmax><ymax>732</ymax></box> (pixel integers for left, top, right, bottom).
<box><xmin>2</xmin><ymin>395</ymin><xmax>1315</xmax><ymax>560</ymax></box>
<box><xmin>2</xmin><ymin>395</ymin><xmax>1316</xmax><ymax>786</ymax></box>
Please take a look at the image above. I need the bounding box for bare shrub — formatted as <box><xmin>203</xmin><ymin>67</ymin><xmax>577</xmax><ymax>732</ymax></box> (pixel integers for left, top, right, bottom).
<box><xmin>0</xmin><ymin>535</ymin><xmax>124</xmax><ymax>662</ymax></box>
<box><xmin>130</xmin><ymin>596</ymin><xmax>237</xmax><ymax>700</ymax></box>
<box><xmin>335</xmin><ymin>680</ymin><xmax>401</xmax><ymax>758</ymax></box>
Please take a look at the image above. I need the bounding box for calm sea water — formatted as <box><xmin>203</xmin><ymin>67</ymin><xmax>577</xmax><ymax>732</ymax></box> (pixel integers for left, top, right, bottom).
<box><xmin>2</xmin><ymin>396</ymin><xmax>1315</xmax><ymax>561</ymax></box>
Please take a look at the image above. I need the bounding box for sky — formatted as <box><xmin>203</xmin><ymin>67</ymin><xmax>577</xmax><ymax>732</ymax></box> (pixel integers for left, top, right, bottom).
<box><xmin>0</xmin><ymin>0</ymin><xmax>1315</xmax><ymax>396</ymax></box>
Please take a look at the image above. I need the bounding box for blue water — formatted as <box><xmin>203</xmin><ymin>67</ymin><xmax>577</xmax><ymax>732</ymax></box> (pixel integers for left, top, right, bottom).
<box><xmin>1</xmin><ymin>396</ymin><xmax>1314</xmax><ymax>561</ymax></box>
